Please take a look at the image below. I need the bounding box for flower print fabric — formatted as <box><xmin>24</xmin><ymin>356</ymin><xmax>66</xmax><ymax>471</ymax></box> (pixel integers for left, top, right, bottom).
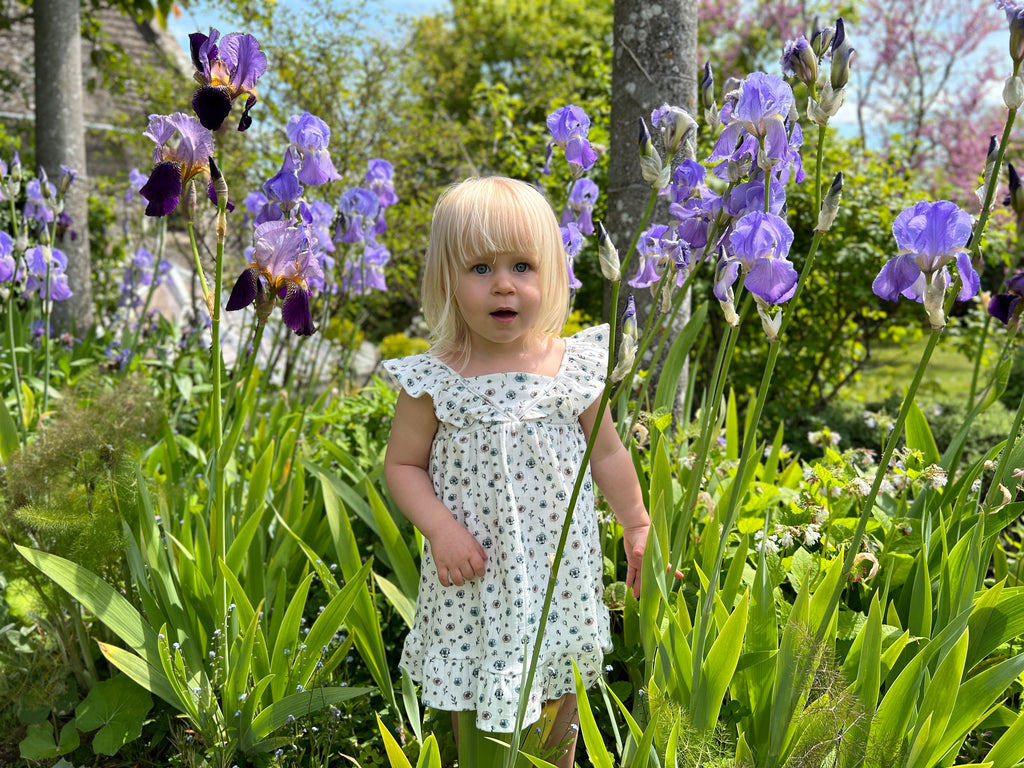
<box><xmin>382</xmin><ymin>325</ymin><xmax>610</xmax><ymax>733</ymax></box>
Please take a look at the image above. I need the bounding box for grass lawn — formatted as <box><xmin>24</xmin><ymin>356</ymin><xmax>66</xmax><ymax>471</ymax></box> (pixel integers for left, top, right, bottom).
<box><xmin>848</xmin><ymin>334</ymin><xmax>989</xmax><ymax>405</ymax></box>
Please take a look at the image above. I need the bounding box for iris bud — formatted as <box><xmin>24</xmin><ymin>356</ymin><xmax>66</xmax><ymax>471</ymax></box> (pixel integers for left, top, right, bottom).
<box><xmin>810</xmin><ymin>20</ymin><xmax>835</xmax><ymax>57</ymax></box>
<box><xmin>638</xmin><ymin>119</ymin><xmax>669</xmax><ymax>190</ymax></box>
<box><xmin>815</xmin><ymin>172</ymin><xmax>843</xmax><ymax>233</ymax></box>
<box><xmin>595</xmin><ymin>220</ymin><xmax>620</xmax><ymax>282</ymax></box>
<box><xmin>1004</xmin><ymin>75</ymin><xmax>1024</xmax><ymax>110</ymax></box>
<box><xmin>830</xmin><ymin>17</ymin><xmax>854</xmax><ymax>91</ymax></box>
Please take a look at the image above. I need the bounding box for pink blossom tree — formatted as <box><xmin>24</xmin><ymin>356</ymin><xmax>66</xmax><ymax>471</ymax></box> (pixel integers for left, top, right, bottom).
<box><xmin>697</xmin><ymin>0</ymin><xmax>1009</xmax><ymax>208</ymax></box>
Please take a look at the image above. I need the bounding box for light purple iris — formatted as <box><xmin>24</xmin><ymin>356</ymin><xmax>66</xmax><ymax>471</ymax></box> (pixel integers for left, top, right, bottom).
<box><xmin>629</xmin><ymin>224</ymin><xmax>688</xmax><ymax>290</ymax></box>
<box><xmin>335</xmin><ymin>188</ymin><xmax>381</xmax><ymax>245</ymax></box>
<box><xmin>781</xmin><ymin>36</ymin><xmax>817</xmax><ymax>86</ymax></box>
<box><xmin>561</xmin><ymin>223</ymin><xmax>583</xmax><ymax>291</ymax></box>
<box><xmin>670</xmin><ymin>198</ymin><xmax>714</xmax><ymax>260</ymax></box>
<box><xmin>671</xmin><ymin>160</ymin><xmax>707</xmax><ymax>203</ymax></box>
<box><xmin>282</xmin><ymin>112</ymin><xmax>340</xmax><ymax>186</ymax></box>
<box><xmin>24</xmin><ymin>176</ymin><xmax>55</xmax><ymax>225</ymax></box>
<box><xmin>342</xmin><ymin>241</ymin><xmax>389</xmax><ymax>295</ymax></box>
<box><xmin>708</xmin><ymin>73</ymin><xmax>795</xmax><ymax>168</ymax></box>
<box><xmin>872</xmin><ymin>201</ymin><xmax>978</xmax><ymax>327</ymax></box>
<box><xmin>0</xmin><ymin>231</ymin><xmax>14</xmax><ymax>283</ymax></box>
<box><xmin>989</xmin><ymin>271</ymin><xmax>1024</xmax><ymax>324</ymax></box>
<box><xmin>561</xmin><ymin>179</ymin><xmax>599</xmax><ymax>235</ymax></box>
<box><xmin>715</xmin><ymin>212</ymin><xmax>797</xmax><ymax>305</ymax></box>
<box><xmin>253</xmin><ymin>169</ymin><xmax>304</xmax><ymax>225</ymax></box>
<box><xmin>226</xmin><ymin>219</ymin><xmax>323</xmax><ymax>335</ymax></box>
<box><xmin>140</xmin><ymin>112</ymin><xmax>215</xmax><ymax>217</ymax></box>
<box><xmin>997</xmin><ymin>0</ymin><xmax>1024</xmax><ymax>67</ymax></box>
<box><xmin>545</xmin><ymin>105</ymin><xmax>599</xmax><ymax>174</ymax></box>
<box><xmin>22</xmin><ymin>245</ymin><xmax>73</xmax><ymax>301</ymax></box>
<box><xmin>365</xmin><ymin>159</ymin><xmax>398</xmax><ymax>207</ymax></box>
<box><xmin>189</xmin><ymin>29</ymin><xmax>267</xmax><ymax>132</ymax></box>
<box><xmin>125</xmin><ymin>168</ymin><xmax>149</xmax><ymax>204</ymax></box>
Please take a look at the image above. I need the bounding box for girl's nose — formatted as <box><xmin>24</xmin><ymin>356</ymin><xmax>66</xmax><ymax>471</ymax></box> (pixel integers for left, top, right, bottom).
<box><xmin>492</xmin><ymin>270</ymin><xmax>515</xmax><ymax>293</ymax></box>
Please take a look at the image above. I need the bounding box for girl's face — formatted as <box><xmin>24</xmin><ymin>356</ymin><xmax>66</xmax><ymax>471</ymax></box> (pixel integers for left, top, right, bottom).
<box><xmin>454</xmin><ymin>250</ymin><xmax>543</xmax><ymax>356</ymax></box>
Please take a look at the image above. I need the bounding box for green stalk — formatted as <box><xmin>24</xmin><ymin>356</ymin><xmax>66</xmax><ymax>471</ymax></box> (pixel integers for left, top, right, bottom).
<box><xmin>41</xmin><ymin>261</ymin><xmax>51</xmax><ymax>418</ymax></box>
<box><xmin>967</xmin><ymin>313</ymin><xmax>992</xmax><ymax>407</ymax></box>
<box><xmin>125</xmin><ymin>218</ymin><xmax>167</xmax><ymax>367</ymax></box>
<box><xmin>814</xmin><ymin>328</ymin><xmax>943</xmax><ymax>647</ymax></box>
<box><xmin>503</xmin><ymin>186</ymin><xmax>663</xmax><ymax>768</ymax></box>
<box><xmin>5</xmin><ymin>293</ymin><xmax>24</xmax><ymax>442</ymax></box>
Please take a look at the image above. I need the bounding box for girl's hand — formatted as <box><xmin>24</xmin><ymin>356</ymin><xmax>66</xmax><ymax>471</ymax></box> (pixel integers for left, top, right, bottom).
<box><xmin>623</xmin><ymin>523</ymin><xmax>649</xmax><ymax>599</ymax></box>
<box><xmin>428</xmin><ymin>519</ymin><xmax>487</xmax><ymax>587</ymax></box>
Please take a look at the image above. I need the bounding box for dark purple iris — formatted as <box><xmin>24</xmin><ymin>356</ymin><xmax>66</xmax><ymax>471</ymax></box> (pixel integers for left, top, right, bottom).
<box><xmin>139</xmin><ymin>113</ymin><xmax>214</xmax><ymax>217</ymax></box>
<box><xmin>189</xmin><ymin>29</ymin><xmax>267</xmax><ymax>132</ymax></box>
<box><xmin>989</xmin><ymin>271</ymin><xmax>1024</xmax><ymax>325</ymax></box>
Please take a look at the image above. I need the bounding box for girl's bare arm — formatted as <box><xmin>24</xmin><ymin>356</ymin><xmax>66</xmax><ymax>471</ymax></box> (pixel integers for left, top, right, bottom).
<box><xmin>384</xmin><ymin>390</ymin><xmax>486</xmax><ymax>587</ymax></box>
<box><xmin>580</xmin><ymin>401</ymin><xmax>650</xmax><ymax>596</ymax></box>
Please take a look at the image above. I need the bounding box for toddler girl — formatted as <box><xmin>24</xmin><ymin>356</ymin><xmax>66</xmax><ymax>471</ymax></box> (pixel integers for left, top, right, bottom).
<box><xmin>383</xmin><ymin>176</ymin><xmax>649</xmax><ymax>766</ymax></box>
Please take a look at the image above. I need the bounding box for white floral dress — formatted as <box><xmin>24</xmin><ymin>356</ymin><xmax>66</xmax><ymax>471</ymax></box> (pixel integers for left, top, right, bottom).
<box><xmin>382</xmin><ymin>325</ymin><xmax>612</xmax><ymax>732</ymax></box>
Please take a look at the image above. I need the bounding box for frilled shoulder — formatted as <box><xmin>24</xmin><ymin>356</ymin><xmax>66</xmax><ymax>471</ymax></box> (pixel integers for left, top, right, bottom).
<box><xmin>559</xmin><ymin>324</ymin><xmax>609</xmax><ymax>404</ymax></box>
<box><xmin>381</xmin><ymin>354</ymin><xmax>452</xmax><ymax>400</ymax></box>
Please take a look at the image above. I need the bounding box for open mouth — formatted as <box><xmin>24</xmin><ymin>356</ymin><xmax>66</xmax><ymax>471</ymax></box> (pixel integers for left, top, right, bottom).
<box><xmin>491</xmin><ymin>309</ymin><xmax>518</xmax><ymax>321</ymax></box>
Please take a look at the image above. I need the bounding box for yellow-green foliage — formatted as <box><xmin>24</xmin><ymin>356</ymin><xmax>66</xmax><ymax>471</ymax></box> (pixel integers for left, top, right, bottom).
<box><xmin>561</xmin><ymin>309</ymin><xmax>595</xmax><ymax>338</ymax></box>
<box><xmin>3</xmin><ymin>373</ymin><xmax>164</xmax><ymax>574</ymax></box>
<box><xmin>379</xmin><ymin>332</ymin><xmax>430</xmax><ymax>360</ymax></box>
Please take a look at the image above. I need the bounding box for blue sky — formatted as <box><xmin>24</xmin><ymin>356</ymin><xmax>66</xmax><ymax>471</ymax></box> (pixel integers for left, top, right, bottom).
<box><xmin>167</xmin><ymin>0</ymin><xmax>443</xmax><ymax>54</ymax></box>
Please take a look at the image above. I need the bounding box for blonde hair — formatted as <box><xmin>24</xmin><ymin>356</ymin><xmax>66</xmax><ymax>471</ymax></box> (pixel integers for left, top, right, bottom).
<box><xmin>421</xmin><ymin>176</ymin><xmax>570</xmax><ymax>363</ymax></box>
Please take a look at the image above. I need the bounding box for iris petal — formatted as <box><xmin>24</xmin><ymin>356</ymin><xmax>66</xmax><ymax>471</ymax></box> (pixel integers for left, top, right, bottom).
<box><xmin>281</xmin><ymin>284</ymin><xmax>316</xmax><ymax>336</ymax></box>
<box><xmin>989</xmin><ymin>293</ymin><xmax>1021</xmax><ymax>324</ymax></box>
<box><xmin>872</xmin><ymin>254</ymin><xmax>921</xmax><ymax>301</ymax></box>
<box><xmin>747</xmin><ymin>257</ymin><xmax>798</xmax><ymax>304</ymax></box>
<box><xmin>140</xmin><ymin>161</ymin><xmax>183</xmax><ymax>217</ymax></box>
<box><xmin>192</xmin><ymin>86</ymin><xmax>233</xmax><ymax>131</ymax></box>
<box><xmin>226</xmin><ymin>267</ymin><xmax>259</xmax><ymax>311</ymax></box>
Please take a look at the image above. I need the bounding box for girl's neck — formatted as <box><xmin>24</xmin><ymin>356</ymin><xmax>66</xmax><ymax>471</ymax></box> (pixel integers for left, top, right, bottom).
<box><xmin>449</xmin><ymin>332</ymin><xmax>565</xmax><ymax>378</ymax></box>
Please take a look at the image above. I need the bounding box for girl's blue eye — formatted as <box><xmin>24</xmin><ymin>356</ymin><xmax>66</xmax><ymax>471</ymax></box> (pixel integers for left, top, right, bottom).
<box><xmin>472</xmin><ymin>264</ymin><xmax>490</xmax><ymax>274</ymax></box>
<box><xmin>513</xmin><ymin>262</ymin><xmax>530</xmax><ymax>273</ymax></box>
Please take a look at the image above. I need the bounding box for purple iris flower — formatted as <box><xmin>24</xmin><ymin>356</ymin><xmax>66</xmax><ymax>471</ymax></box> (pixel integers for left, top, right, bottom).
<box><xmin>0</xmin><ymin>231</ymin><xmax>14</xmax><ymax>283</ymax></box>
<box><xmin>304</xmin><ymin>200</ymin><xmax>337</xmax><ymax>254</ymax></box>
<box><xmin>715</xmin><ymin>212</ymin><xmax>797</xmax><ymax>305</ymax></box>
<box><xmin>335</xmin><ymin>188</ymin><xmax>380</xmax><ymax>245</ymax></box>
<box><xmin>226</xmin><ymin>219</ymin><xmax>323</xmax><ymax>335</ymax></box>
<box><xmin>254</xmin><ymin>169</ymin><xmax>304</xmax><ymax>225</ymax></box>
<box><xmin>629</xmin><ymin>224</ymin><xmax>688</xmax><ymax>290</ymax></box>
<box><xmin>189</xmin><ymin>29</ymin><xmax>267</xmax><ymax>132</ymax></box>
<box><xmin>561</xmin><ymin>223</ymin><xmax>583</xmax><ymax>290</ymax></box>
<box><xmin>996</xmin><ymin>1</ymin><xmax>1024</xmax><ymax>66</ymax></box>
<box><xmin>781</xmin><ymin>36</ymin><xmax>818</xmax><ymax>86</ymax></box>
<box><xmin>708</xmin><ymin>73</ymin><xmax>795</xmax><ymax>169</ymax></box>
<box><xmin>342</xmin><ymin>241</ymin><xmax>389</xmax><ymax>295</ymax></box>
<box><xmin>243</xmin><ymin>190</ymin><xmax>267</xmax><ymax>218</ymax></box>
<box><xmin>872</xmin><ymin>200</ymin><xmax>978</xmax><ymax>327</ymax></box>
<box><xmin>365</xmin><ymin>159</ymin><xmax>398</xmax><ymax>207</ymax></box>
<box><xmin>544</xmin><ymin>105</ymin><xmax>599</xmax><ymax>175</ymax></box>
<box><xmin>125</xmin><ymin>168</ymin><xmax>149</xmax><ymax>204</ymax></box>
<box><xmin>671</xmin><ymin>160</ymin><xmax>707</xmax><ymax>203</ymax></box>
<box><xmin>22</xmin><ymin>245</ymin><xmax>73</xmax><ymax>301</ymax></box>
<box><xmin>671</xmin><ymin>198</ymin><xmax>714</xmax><ymax>260</ymax></box>
<box><xmin>140</xmin><ymin>112</ymin><xmax>215</xmax><ymax>217</ymax></box>
<box><xmin>989</xmin><ymin>271</ymin><xmax>1024</xmax><ymax>324</ymax></box>
<box><xmin>561</xmin><ymin>179</ymin><xmax>599</xmax><ymax>235</ymax></box>
<box><xmin>24</xmin><ymin>177</ymin><xmax>55</xmax><ymax>225</ymax></box>
<box><xmin>282</xmin><ymin>112</ymin><xmax>341</xmax><ymax>186</ymax></box>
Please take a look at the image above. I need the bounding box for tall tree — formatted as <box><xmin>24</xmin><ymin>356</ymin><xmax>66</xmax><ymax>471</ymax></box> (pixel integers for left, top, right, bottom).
<box><xmin>606</xmin><ymin>0</ymin><xmax>698</xmax><ymax>409</ymax></box>
<box><xmin>35</xmin><ymin>0</ymin><xmax>92</xmax><ymax>330</ymax></box>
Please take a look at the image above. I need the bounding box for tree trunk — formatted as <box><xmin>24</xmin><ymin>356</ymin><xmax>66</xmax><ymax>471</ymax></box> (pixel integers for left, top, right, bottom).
<box><xmin>607</xmin><ymin>0</ymin><xmax>697</xmax><ymax>417</ymax></box>
<box><xmin>35</xmin><ymin>0</ymin><xmax>93</xmax><ymax>332</ymax></box>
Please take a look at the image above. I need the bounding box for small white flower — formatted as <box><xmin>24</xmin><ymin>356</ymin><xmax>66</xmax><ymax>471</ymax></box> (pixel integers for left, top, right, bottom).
<box><xmin>803</xmin><ymin>523</ymin><xmax>821</xmax><ymax>547</ymax></box>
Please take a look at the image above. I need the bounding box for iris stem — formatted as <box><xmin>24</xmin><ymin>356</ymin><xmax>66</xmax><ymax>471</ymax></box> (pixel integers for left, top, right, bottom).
<box><xmin>814</xmin><ymin>327</ymin><xmax>943</xmax><ymax>648</ymax></box>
